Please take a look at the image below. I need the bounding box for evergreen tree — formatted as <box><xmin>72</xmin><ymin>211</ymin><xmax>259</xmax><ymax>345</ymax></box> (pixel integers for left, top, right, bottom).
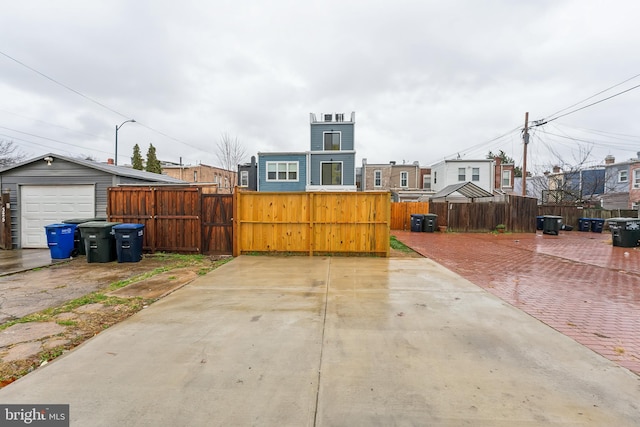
<box><xmin>487</xmin><ymin>150</ymin><xmax>522</xmax><ymax>177</ymax></box>
<box><xmin>145</xmin><ymin>143</ymin><xmax>162</xmax><ymax>174</ymax></box>
<box><xmin>131</xmin><ymin>144</ymin><xmax>144</xmax><ymax>170</ymax></box>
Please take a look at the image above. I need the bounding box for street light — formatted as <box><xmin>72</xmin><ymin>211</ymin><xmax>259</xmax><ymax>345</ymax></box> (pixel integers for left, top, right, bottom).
<box><xmin>115</xmin><ymin>119</ymin><xmax>136</xmax><ymax>166</ymax></box>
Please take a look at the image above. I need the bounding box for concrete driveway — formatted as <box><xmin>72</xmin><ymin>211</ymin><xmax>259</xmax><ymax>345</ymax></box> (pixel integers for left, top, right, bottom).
<box><xmin>1</xmin><ymin>256</ymin><xmax>639</xmax><ymax>426</ymax></box>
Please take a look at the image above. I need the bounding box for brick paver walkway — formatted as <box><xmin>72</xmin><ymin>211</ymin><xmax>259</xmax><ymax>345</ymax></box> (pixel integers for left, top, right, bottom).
<box><xmin>393</xmin><ymin>229</ymin><xmax>640</xmax><ymax>375</ymax></box>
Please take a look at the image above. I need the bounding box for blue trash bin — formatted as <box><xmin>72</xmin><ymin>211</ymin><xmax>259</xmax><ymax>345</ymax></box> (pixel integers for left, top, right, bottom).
<box><xmin>113</xmin><ymin>223</ymin><xmax>145</xmax><ymax>263</ymax></box>
<box><xmin>44</xmin><ymin>223</ymin><xmax>77</xmax><ymax>259</ymax></box>
<box><xmin>578</xmin><ymin>218</ymin><xmax>591</xmax><ymax>232</ymax></box>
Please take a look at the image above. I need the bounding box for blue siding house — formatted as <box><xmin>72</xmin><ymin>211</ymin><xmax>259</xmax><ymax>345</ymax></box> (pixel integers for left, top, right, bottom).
<box><xmin>257</xmin><ymin>112</ymin><xmax>357</xmax><ymax>192</ymax></box>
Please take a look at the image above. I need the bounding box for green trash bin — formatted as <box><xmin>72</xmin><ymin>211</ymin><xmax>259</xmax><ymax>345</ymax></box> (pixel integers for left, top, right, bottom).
<box><xmin>78</xmin><ymin>221</ymin><xmax>120</xmax><ymax>263</ymax></box>
<box><xmin>62</xmin><ymin>218</ymin><xmax>107</xmax><ymax>255</ymax></box>
<box><xmin>542</xmin><ymin>215</ymin><xmax>562</xmax><ymax>235</ymax></box>
<box><xmin>423</xmin><ymin>214</ymin><xmax>438</xmax><ymax>232</ymax></box>
<box><xmin>608</xmin><ymin>218</ymin><xmax>640</xmax><ymax>247</ymax></box>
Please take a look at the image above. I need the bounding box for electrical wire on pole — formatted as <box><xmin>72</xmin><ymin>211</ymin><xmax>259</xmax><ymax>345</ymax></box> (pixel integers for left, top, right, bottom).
<box><xmin>521</xmin><ymin>112</ymin><xmax>529</xmax><ymax>196</ymax></box>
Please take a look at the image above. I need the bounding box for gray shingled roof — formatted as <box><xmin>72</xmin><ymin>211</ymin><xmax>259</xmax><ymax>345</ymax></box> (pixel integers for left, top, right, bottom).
<box><xmin>1</xmin><ymin>153</ymin><xmax>188</xmax><ymax>183</ymax></box>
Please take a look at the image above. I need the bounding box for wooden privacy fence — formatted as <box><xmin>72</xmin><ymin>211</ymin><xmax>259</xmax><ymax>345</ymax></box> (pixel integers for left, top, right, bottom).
<box><xmin>390</xmin><ymin>202</ymin><xmax>430</xmax><ymax>230</ymax></box>
<box><xmin>537</xmin><ymin>206</ymin><xmax>637</xmax><ymax>228</ymax></box>
<box><xmin>430</xmin><ymin>195</ymin><xmax>539</xmax><ymax>232</ymax></box>
<box><xmin>108</xmin><ymin>186</ymin><xmax>233</xmax><ymax>255</ymax></box>
<box><xmin>234</xmin><ymin>191</ymin><xmax>390</xmax><ymax>256</ymax></box>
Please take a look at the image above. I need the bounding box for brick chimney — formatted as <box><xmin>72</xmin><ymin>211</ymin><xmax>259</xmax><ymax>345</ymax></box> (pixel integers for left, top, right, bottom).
<box><xmin>107</xmin><ymin>158</ymin><xmax>114</xmax><ymax>165</ymax></box>
<box><xmin>604</xmin><ymin>155</ymin><xmax>615</xmax><ymax>165</ymax></box>
<box><xmin>552</xmin><ymin>165</ymin><xmax>561</xmax><ymax>173</ymax></box>
<box><xmin>494</xmin><ymin>156</ymin><xmax>501</xmax><ymax>166</ymax></box>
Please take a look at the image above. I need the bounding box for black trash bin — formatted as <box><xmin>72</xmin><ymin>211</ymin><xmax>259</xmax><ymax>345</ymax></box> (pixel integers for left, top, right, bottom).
<box><xmin>410</xmin><ymin>214</ymin><xmax>424</xmax><ymax>232</ymax></box>
<box><xmin>609</xmin><ymin>218</ymin><xmax>640</xmax><ymax>247</ymax></box>
<box><xmin>44</xmin><ymin>223</ymin><xmax>77</xmax><ymax>259</ymax></box>
<box><xmin>536</xmin><ymin>216</ymin><xmax>544</xmax><ymax>230</ymax></box>
<box><xmin>62</xmin><ymin>218</ymin><xmax>107</xmax><ymax>255</ymax></box>
<box><xmin>78</xmin><ymin>221</ymin><xmax>120</xmax><ymax>263</ymax></box>
<box><xmin>578</xmin><ymin>218</ymin><xmax>591</xmax><ymax>232</ymax></box>
<box><xmin>113</xmin><ymin>223</ymin><xmax>145</xmax><ymax>263</ymax></box>
<box><xmin>542</xmin><ymin>215</ymin><xmax>562</xmax><ymax>235</ymax></box>
<box><xmin>590</xmin><ymin>218</ymin><xmax>605</xmax><ymax>233</ymax></box>
<box><xmin>423</xmin><ymin>214</ymin><xmax>438</xmax><ymax>232</ymax></box>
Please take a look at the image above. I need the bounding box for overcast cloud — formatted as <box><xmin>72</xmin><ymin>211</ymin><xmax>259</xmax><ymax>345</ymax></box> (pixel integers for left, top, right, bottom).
<box><xmin>1</xmin><ymin>0</ymin><xmax>639</xmax><ymax>173</ymax></box>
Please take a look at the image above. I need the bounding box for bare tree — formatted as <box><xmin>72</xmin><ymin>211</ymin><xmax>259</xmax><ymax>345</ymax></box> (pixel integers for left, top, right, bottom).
<box><xmin>215</xmin><ymin>133</ymin><xmax>247</xmax><ymax>191</ymax></box>
<box><xmin>0</xmin><ymin>140</ymin><xmax>26</xmax><ymax>167</ymax></box>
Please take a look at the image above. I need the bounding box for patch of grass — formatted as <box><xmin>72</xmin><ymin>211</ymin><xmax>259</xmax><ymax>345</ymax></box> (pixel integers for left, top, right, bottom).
<box><xmin>40</xmin><ymin>347</ymin><xmax>65</xmax><ymax>363</ymax></box>
<box><xmin>390</xmin><ymin>235</ymin><xmax>412</xmax><ymax>253</ymax></box>
<box><xmin>56</xmin><ymin>320</ymin><xmax>77</xmax><ymax>327</ymax></box>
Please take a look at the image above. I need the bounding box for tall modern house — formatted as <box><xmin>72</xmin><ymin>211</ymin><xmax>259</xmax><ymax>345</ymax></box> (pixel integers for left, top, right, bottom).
<box><xmin>257</xmin><ymin>112</ymin><xmax>357</xmax><ymax>192</ymax></box>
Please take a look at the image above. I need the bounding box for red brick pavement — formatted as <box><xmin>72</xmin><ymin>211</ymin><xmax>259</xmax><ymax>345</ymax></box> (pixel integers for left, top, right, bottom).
<box><xmin>393</xmin><ymin>229</ymin><xmax>640</xmax><ymax>375</ymax></box>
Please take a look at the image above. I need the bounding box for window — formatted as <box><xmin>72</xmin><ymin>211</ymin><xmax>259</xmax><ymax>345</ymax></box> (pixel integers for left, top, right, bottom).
<box><xmin>400</xmin><ymin>171</ymin><xmax>408</xmax><ymax>187</ymax></box>
<box><xmin>458</xmin><ymin>168</ymin><xmax>466</xmax><ymax>181</ymax></box>
<box><xmin>472</xmin><ymin>167</ymin><xmax>480</xmax><ymax>182</ymax></box>
<box><xmin>433</xmin><ymin>171</ymin><xmax>437</xmax><ymax>184</ymax></box>
<box><xmin>634</xmin><ymin>170</ymin><xmax>640</xmax><ymax>189</ymax></box>
<box><xmin>336</xmin><ymin>113</ymin><xmax>344</xmax><ymax>122</ymax></box>
<box><xmin>423</xmin><ymin>175</ymin><xmax>431</xmax><ymax>190</ymax></box>
<box><xmin>321</xmin><ymin>162</ymin><xmax>342</xmax><ymax>185</ymax></box>
<box><xmin>193</xmin><ymin>171</ymin><xmax>198</xmax><ymax>182</ymax></box>
<box><xmin>619</xmin><ymin>170</ymin><xmax>628</xmax><ymax>183</ymax></box>
<box><xmin>240</xmin><ymin>171</ymin><xmax>249</xmax><ymax>187</ymax></box>
<box><xmin>266</xmin><ymin>162</ymin><xmax>298</xmax><ymax>181</ymax></box>
<box><xmin>323</xmin><ymin>132</ymin><xmax>341</xmax><ymax>150</ymax></box>
<box><xmin>502</xmin><ymin>170</ymin><xmax>511</xmax><ymax>187</ymax></box>
<box><xmin>374</xmin><ymin>170</ymin><xmax>382</xmax><ymax>187</ymax></box>
<box><xmin>324</xmin><ymin>114</ymin><xmax>332</xmax><ymax>122</ymax></box>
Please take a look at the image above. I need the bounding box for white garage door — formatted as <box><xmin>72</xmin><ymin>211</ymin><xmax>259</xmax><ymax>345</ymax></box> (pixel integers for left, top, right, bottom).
<box><xmin>20</xmin><ymin>185</ymin><xmax>95</xmax><ymax>248</ymax></box>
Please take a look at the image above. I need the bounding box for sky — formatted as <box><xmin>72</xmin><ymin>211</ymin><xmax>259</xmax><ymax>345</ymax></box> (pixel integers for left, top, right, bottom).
<box><xmin>1</xmin><ymin>0</ymin><xmax>640</xmax><ymax>174</ymax></box>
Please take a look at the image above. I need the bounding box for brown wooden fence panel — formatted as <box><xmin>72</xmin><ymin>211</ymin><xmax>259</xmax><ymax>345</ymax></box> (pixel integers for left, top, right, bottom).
<box><xmin>154</xmin><ymin>187</ymin><xmax>201</xmax><ymax>253</ymax></box>
<box><xmin>390</xmin><ymin>202</ymin><xmax>430</xmax><ymax>230</ymax></box>
<box><xmin>201</xmin><ymin>194</ymin><xmax>233</xmax><ymax>255</ymax></box>
<box><xmin>108</xmin><ymin>187</ymin><xmax>157</xmax><ymax>251</ymax></box>
<box><xmin>235</xmin><ymin>191</ymin><xmax>390</xmax><ymax>256</ymax></box>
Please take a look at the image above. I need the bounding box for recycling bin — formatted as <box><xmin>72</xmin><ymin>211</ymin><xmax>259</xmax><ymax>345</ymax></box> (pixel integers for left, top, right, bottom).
<box><xmin>78</xmin><ymin>221</ymin><xmax>120</xmax><ymax>263</ymax></box>
<box><xmin>62</xmin><ymin>217</ymin><xmax>107</xmax><ymax>255</ymax></box>
<box><xmin>44</xmin><ymin>223</ymin><xmax>77</xmax><ymax>259</ymax></box>
<box><xmin>578</xmin><ymin>218</ymin><xmax>591</xmax><ymax>232</ymax></box>
<box><xmin>590</xmin><ymin>218</ymin><xmax>605</xmax><ymax>233</ymax></box>
<box><xmin>113</xmin><ymin>223</ymin><xmax>145</xmax><ymax>263</ymax></box>
<box><xmin>423</xmin><ymin>214</ymin><xmax>438</xmax><ymax>232</ymax></box>
<box><xmin>608</xmin><ymin>218</ymin><xmax>640</xmax><ymax>247</ymax></box>
<box><xmin>536</xmin><ymin>216</ymin><xmax>544</xmax><ymax>230</ymax></box>
<box><xmin>542</xmin><ymin>215</ymin><xmax>562</xmax><ymax>235</ymax></box>
<box><xmin>410</xmin><ymin>214</ymin><xmax>424</xmax><ymax>232</ymax></box>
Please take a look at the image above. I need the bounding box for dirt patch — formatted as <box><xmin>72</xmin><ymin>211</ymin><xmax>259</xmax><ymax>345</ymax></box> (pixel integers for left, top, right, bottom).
<box><xmin>0</xmin><ymin>254</ymin><xmax>231</xmax><ymax>387</ymax></box>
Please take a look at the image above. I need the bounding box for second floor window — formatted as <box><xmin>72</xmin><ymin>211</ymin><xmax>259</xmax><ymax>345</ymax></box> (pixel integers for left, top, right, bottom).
<box><xmin>400</xmin><ymin>171</ymin><xmax>408</xmax><ymax>187</ymax></box>
<box><xmin>240</xmin><ymin>171</ymin><xmax>249</xmax><ymax>187</ymax></box>
<box><xmin>323</xmin><ymin>132</ymin><xmax>341</xmax><ymax>150</ymax></box>
<box><xmin>619</xmin><ymin>170</ymin><xmax>628</xmax><ymax>183</ymax></box>
<box><xmin>502</xmin><ymin>170</ymin><xmax>511</xmax><ymax>187</ymax></box>
<box><xmin>634</xmin><ymin>170</ymin><xmax>640</xmax><ymax>189</ymax></box>
<box><xmin>458</xmin><ymin>168</ymin><xmax>466</xmax><ymax>181</ymax></box>
<box><xmin>423</xmin><ymin>175</ymin><xmax>431</xmax><ymax>190</ymax></box>
<box><xmin>374</xmin><ymin>170</ymin><xmax>382</xmax><ymax>187</ymax></box>
<box><xmin>267</xmin><ymin>162</ymin><xmax>298</xmax><ymax>181</ymax></box>
<box><xmin>472</xmin><ymin>167</ymin><xmax>480</xmax><ymax>181</ymax></box>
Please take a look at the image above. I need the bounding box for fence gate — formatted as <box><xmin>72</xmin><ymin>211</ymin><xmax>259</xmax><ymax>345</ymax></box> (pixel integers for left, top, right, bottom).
<box><xmin>202</xmin><ymin>194</ymin><xmax>233</xmax><ymax>255</ymax></box>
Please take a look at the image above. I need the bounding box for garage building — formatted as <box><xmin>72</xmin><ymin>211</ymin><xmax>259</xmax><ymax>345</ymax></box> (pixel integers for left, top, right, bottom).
<box><xmin>0</xmin><ymin>153</ymin><xmax>186</xmax><ymax>249</ymax></box>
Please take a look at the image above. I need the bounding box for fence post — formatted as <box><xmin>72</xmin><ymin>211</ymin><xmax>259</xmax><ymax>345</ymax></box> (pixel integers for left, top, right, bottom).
<box><xmin>309</xmin><ymin>192</ymin><xmax>314</xmax><ymax>256</ymax></box>
<box><xmin>233</xmin><ymin>189</ymin><xmax>240</xmax><ymax>257</ymax></box>
<box><xmin>1</xmin><ymin>191</ymin><xmax>11</xmax><ymax>250</ymax></box>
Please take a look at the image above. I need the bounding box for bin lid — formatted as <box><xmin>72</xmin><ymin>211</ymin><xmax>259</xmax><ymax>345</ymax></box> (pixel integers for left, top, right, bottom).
<box><xmin>424</xmin><ymin>214</ymin><xmax>438</xmax><ymax>218</ymax></box>
<box><xmin>44</xmin><ymin>223</ymin><xmax>76</xmax><ymax>229</ymax></box>
<box><xmin>113</xmin><ymin>223</ymin><xmax>145</xmax><ymax>230</ymax></box>
<box><xmin>62</xmin><ymin>218</ymin><xmax>107</xmax><ymax>224</ymax></box>
<box><xmin>77</xmin><ymin>221</ymin><xmax>121</xmax><ymax>229</ymax></box>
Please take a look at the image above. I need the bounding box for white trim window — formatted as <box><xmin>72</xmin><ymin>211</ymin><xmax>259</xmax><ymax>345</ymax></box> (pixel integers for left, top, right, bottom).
<box><xmin>619</xmin><ymin>170</ymin><xmax>628</xmax><ymax>183</ymax></box>
<box><xmin>240</xmin><ymin>170</ymin><xmax>249</xmax><ymax>187</ymax></box>
<box><xmin>423</xmin><ymin>175</ymin><xmax>431</xmax><ymax>190</ymax></box>
<box><xmin>374</xmin><ymin>170</ymin><xmax>382</xmax><ymax>187</ymax></box>
<box><xmin>400</xmin><ymin>171</ymin><xmax>408</xmax><ymax>188</ymax></box>
<box><xmin>634</xmin><ymin>169</ymin><xmax>640</xmax><ymax>189</ymax></box>
<box><xmin>502</xmin><ymin>170</ymin><xmax>511</xmax><ymax>187</ymax></box>
<box><xmin>472</xmin><ymin>167</ymin><xmax>480</xmax><ymax>182</ymax></box>
<box><xmin>321</xmin><ymin>162</ymin><xmax>342</xmax><ymax>185</ymax></box>
<box><xmin>323</xmin><ymin>131</ymin><xmax>341</xmax><ymax>151</ymax></box>
<box><xmin>266</xmin><ymin>161</ymin><xmax>298</xmax><ymax>181</ymax></box>
<box><xmin>458</xmin><ymin>168</ymin><xmax>466</xmax><ymax>181</ymax></box>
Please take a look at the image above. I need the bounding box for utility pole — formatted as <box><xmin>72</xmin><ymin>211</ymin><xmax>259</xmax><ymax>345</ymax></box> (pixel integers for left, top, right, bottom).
<box><xmin>521</xmin><ymin>112</ymin><xmax>529</xmax><ymax>197</ymax></box>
